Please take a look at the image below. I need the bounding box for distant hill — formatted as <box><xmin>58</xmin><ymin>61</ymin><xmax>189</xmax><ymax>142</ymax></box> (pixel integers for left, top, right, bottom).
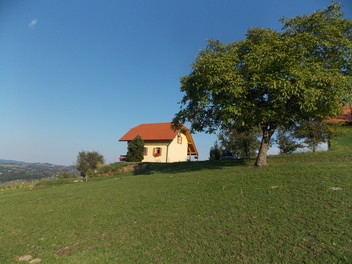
<box><xmin>0</xmin><ymin>159</ymin><xmax>28</xmax><ymax>164</ymax></box>
<box><xmin>0</xmin><ymin>160</ymin><xmax>79</xmax><ymax>184</ymax></box>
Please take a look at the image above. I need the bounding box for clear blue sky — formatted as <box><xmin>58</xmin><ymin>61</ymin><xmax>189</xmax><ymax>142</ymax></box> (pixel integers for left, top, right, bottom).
<box><xmin>1</xmin><ymin>0</ymin><xmax>351</xmax><ymax>165</ymax></box>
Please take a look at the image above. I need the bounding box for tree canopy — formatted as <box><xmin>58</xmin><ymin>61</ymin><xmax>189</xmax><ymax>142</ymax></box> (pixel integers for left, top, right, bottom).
<box><xmin>173</xmin><ymin>3</ymin><xmax>352</xmax><ymax>166</ymax></box>
<box><xmin>76</xmin><ymin>151</ymin><xmax>104</xmax><ymax>177</ymax></box>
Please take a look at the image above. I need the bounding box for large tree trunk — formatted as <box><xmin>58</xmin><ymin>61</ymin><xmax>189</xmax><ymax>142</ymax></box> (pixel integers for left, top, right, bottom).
<box><xmin>255</xmin><ymin>127</ymin><xmax>275</xmax><ymax>167</ymax></box>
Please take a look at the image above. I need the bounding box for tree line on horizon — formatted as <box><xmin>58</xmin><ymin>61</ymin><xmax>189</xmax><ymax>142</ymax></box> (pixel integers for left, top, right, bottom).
<box><xmin>209</xmin><ymin>120</ymin><xmax>348</xmax><ymax>160</ymax></box>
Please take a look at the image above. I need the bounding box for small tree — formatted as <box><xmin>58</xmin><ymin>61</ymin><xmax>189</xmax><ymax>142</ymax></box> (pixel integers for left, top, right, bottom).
<box><xmin>275</xmin><ymin>127</ymin><xmax>302</xmax><ymax>154</ymax></box>
<box><xmin>209</xmin><ymin>141</ymin><xmax>221</xmax><ymax>160</ymax></box>
<box><xmin>293</xmin><ymin>119</ymin><xmax>336</xmax><ymax>153</ymax></box>
<box><xmin>126</xmin><ymin>135</ymin><xmax>144</xmax><ymax>162</ymax></box>
<box><xmin>76</xmin><ymin>151</ymin><xmax>104</xmax><ymax>180</ymax></box>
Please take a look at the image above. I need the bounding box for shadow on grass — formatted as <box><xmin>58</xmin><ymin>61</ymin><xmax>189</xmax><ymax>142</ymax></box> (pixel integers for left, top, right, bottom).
<box><xmin>134</xmin><ymin>158</ymin><xmax>252</xmax><ymax>176</ymax></box>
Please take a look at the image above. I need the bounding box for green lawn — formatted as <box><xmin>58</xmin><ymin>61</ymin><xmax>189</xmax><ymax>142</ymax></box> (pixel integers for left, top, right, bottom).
<box><xmin>1</xmin><ymin>128</ymin><xmax>351</xmax><ymax>263</ymax></box>
<box><xmin>330</xmin><ymin>125</ymin><xmax>352</xmax><ymax>151</ymax></box>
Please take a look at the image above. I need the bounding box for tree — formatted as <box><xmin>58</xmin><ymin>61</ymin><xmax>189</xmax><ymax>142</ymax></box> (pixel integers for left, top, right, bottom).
<box><xmin>217</xmin><ymin>128</ymin><xmax>260</xmax><ymax>159</ymax></box>
<box><xmin>76</xmin><ymin>151</ymin><xmax>104</xmax><ymax>179</ymax></box>
<box><xmin>293</xmin><ymin>119</ymin><xmax>342</xmax><ymax>153</ymax></box>
<box><xmin>275</xmin><ymin>127</ymin><xmax>302</xmax><ymax>154</ymax></box>
<box><xmin>173</xmin><ymin>3</ymin><xmax>352</xmax><ymax>166</ymax></box>
<box><xmin>126</xmin><ymin>135</ymin><xmax>144</xmax><ymax>162</ymax></box>
<box><xmin>209</xmin><ymin>141</ymin><xmax>221</xmax><ymax>160</ymax></box>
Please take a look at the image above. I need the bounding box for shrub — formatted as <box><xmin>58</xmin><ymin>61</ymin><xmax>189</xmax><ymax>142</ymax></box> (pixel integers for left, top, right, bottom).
<box><xmin>58</xmin><ymin>172</ymin><xmax>77</xmax><ymax>179</ymax></box>
<box><xmin>97</xmin><ymin>162</ymin><xmax>127</xmax><ymax>175</ymax></box>
<box><xmin>126</xmin><ymin>135</ymin><xmax>144</xmax><ymax>162</ymax></box>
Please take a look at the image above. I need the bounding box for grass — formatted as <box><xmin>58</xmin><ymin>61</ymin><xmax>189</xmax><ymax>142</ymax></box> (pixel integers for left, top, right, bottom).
<box><xmin>330</xmin><ymin>125</ymin><xmax>352</xmax><ymax>151</ymax></box>
<box><xmin>0</xmin><ymin>127</ymin><xmax>351</xmax><ymax>263</ymax></box>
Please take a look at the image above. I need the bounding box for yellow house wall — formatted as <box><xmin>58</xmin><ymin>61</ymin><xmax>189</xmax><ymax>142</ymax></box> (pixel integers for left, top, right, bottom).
<box><xmin>142</xmin><ymin>142</ymin><xmax>169</xmax><ymax>163</ymax></box>
<box><xmin>167</xmin><ymin>133</ymin><xmax>188</xmax><ymax>162</ymax></box>
<box><xmin>142</xmin><ymin>133</ymin><xmax>188</xmax><ymax>163</ymax></box>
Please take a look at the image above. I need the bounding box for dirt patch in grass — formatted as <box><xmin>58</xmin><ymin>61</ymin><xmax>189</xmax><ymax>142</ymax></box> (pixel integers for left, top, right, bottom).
<box><xmin>55</xmin><ymin>243</ymin><xmax>81</xmax><ymax>256</ymax></box>
<box><xmin>18</xmin><ymin>255</ymin><xmax>32</xmax><ymax>261</ymax></box>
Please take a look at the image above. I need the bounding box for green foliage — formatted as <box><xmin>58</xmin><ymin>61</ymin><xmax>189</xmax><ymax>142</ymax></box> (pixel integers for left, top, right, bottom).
<box><xmin>275</xmin><ymin>127</ymin><xmax>303</xmax><ymax>154</ymax></box>
<box><xmin>173</xmin><ymin>3</ymin><xmax>352</xmax><ymax>166</ymax></box>
<box><xmin>209</xmin><ymin>141</ymin><xmax>221</xmax><ymax>160</ymax></box>
<box><xmin>76</xmin><ymin>151</ymin><xmax>104</xmax><ymax>177</ymax></box>
<box><xmin>218</xmin><ymin>128</ymin><xmax>260</xmax><ymax>158</ymax></box>
<box><xmin>275</xmin><ymin>122</ymin><xmax>347</xmax><ymax>154</ymax></box>
<box><xmin>126</xmin><ymin>135</ymin><xmax>144</xmax><ymax>162</ymax></box>
<box><xmin>294</xmin><ymin>120</ymin><xmax>332</xmax><ymax>152</ymax></box>
<box><xmin>86</xmin><ymin>169</ymin><xmax>96</xmax><ymax>179</ymax></box>
<box><xmin>93</xmin><ymin>162</ymin><xmax>131</xmax><ymax>177</ymax></box>
<box><xmin>58</xmin><ymin>172</ymin><xmax>76</xmax><ymax>179</ymax></box>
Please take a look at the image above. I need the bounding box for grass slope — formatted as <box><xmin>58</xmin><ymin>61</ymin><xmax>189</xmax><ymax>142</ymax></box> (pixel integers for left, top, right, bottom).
<box><xmin>0</xmin><ymin>130</ymin><xmax>351</xmax><ymax>263</ymax></box>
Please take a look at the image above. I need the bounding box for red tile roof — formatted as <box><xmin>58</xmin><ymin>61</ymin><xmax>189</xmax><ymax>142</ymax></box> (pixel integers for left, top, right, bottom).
<box><xmin>328</xmin><ymin>104</ymin><xmax>352</xmax><ymax>123</ymax></box>
<box><xmin>119</xmin><ymin>122</ymin><xmax>188</xmax><ymax>141</ymax></box>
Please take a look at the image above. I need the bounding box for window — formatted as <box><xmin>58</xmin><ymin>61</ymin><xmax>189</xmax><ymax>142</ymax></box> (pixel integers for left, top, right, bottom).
<box><xmin>144</xmin><ymin>147</ymin><xmax>148</xmax><ymax>156</ymax></box>
<box><xmin>153</xmin><ymin>147</ymin><xmax>162</xmax><ymax>157</ymax></box>
<box><xmin>177</xmin><ymin>135</ymin><xmax>182</xmax><ymax>144</ymax></box>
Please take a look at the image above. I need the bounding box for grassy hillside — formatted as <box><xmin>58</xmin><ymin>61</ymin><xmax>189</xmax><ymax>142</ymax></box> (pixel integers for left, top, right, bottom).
<box><xmin>330</xmin><ymin>124</ymin><xmax>352</xmax><ymax>151</ymax></box>
<box><xmin>0</xmin><ymin>129</ymin><xmax>351</xmax><ymax>263</ymax></box>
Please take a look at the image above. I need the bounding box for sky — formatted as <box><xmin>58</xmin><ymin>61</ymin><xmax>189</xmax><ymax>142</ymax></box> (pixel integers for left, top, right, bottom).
<box><xmin>1</xmin><ymin>0</ymin><xmax>351</xmax><ymax>165</ymax></box>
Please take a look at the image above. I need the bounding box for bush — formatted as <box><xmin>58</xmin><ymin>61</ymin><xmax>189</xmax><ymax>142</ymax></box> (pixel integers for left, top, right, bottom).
<box><xmin>58</xmin><ymin>172</ymin><xmax>77</xmax><ymax>179</ymax></box>
<box><xmin>96</xmin><ymin>162</ymin><xmax>128</xmax><ymax>175</ymax></box>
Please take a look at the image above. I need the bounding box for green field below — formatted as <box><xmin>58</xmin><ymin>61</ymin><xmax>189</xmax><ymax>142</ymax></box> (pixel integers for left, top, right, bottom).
<box><xmin>1</xmin><ymin>127</ymin><xmax>351</xmax><ymax>263</ymax></box>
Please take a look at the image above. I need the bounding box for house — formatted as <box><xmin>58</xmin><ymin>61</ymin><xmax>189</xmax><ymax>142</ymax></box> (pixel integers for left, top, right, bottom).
<box><xmin>119</xmin><ymin>122</ymin><xmax>198</xmax><ymax>162</ymax></box>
